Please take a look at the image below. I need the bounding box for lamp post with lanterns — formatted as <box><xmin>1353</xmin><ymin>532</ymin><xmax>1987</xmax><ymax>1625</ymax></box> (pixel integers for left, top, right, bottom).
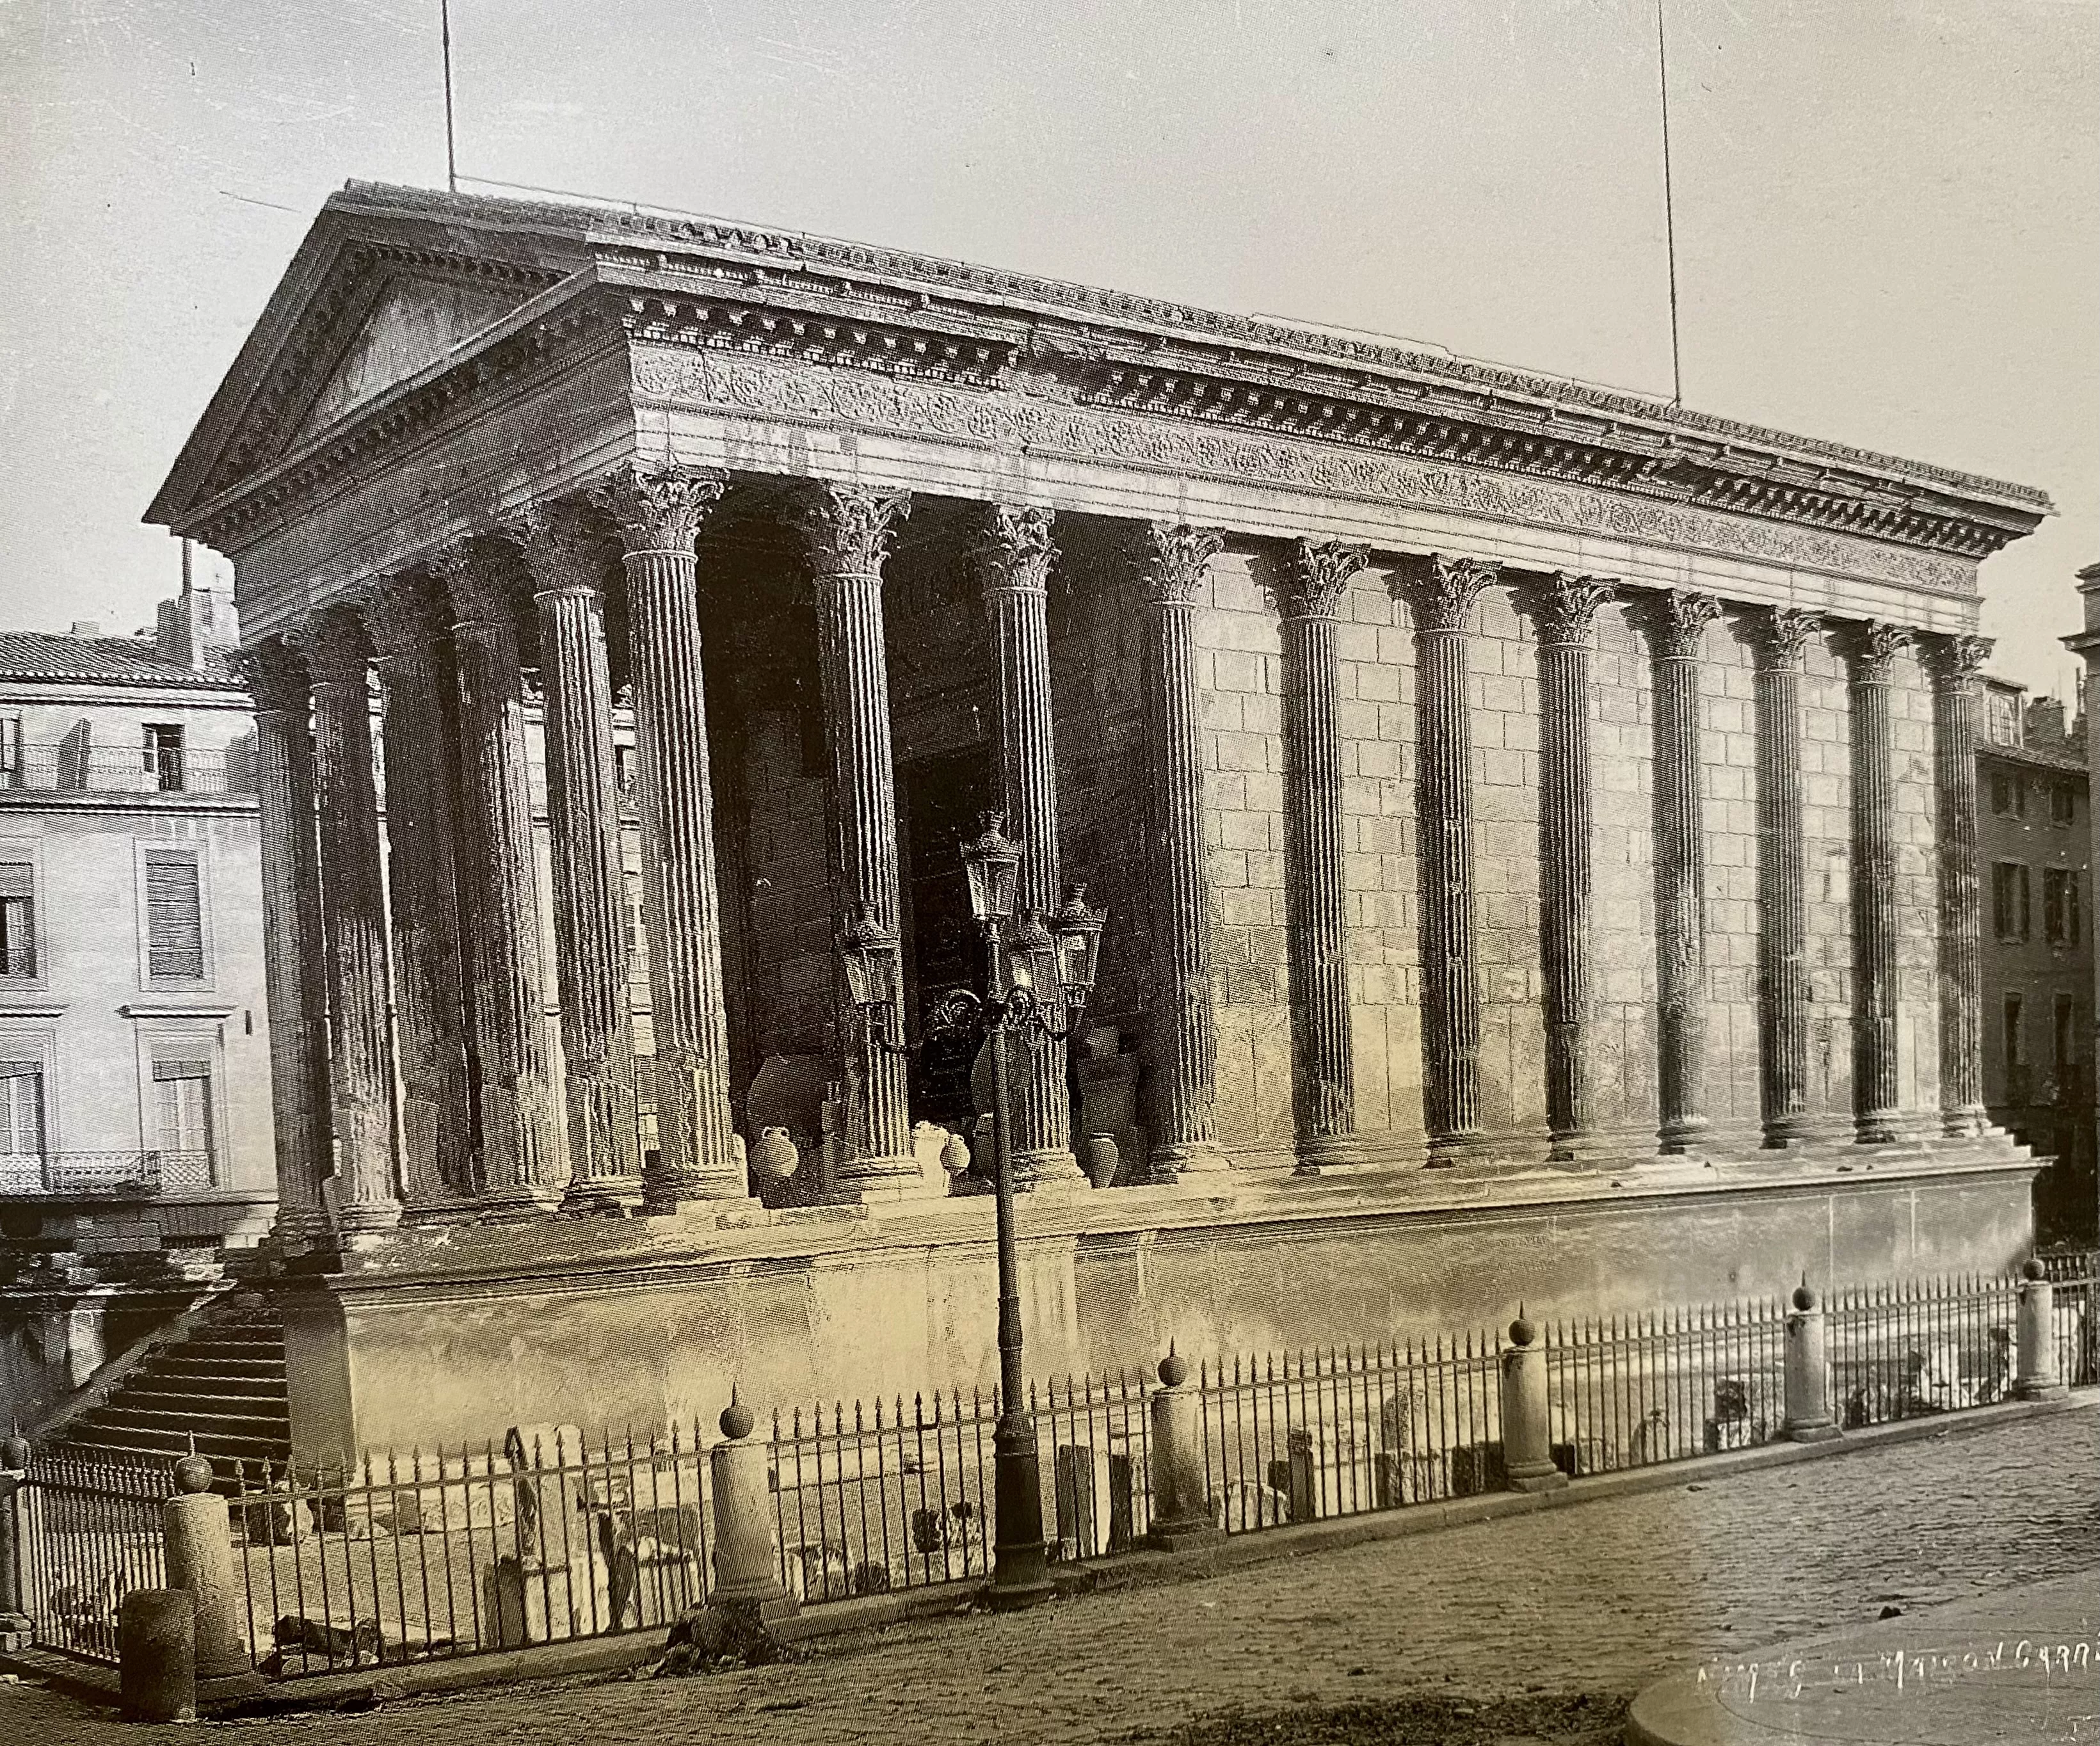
<box><xmin>840</xmin><ymin>812</ymin><xmax>1105</xmax><ymax>1610</ymax></box>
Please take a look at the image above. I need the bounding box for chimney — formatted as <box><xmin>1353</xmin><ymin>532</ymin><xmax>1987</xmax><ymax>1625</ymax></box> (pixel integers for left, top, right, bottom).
<box><xmin>155</xmin><ymin>539</ymin><xmax>239</xmax><ymax>671</ymax></box>
<box><xmin>2026</xmin><ymin>696</ymin><xmax>2067</xmax><ymax>749</ymax></box>
<box><xmin>69</xmin><ymin>620</ymin><xmax>102</xmax><ymax>638</ymax></box>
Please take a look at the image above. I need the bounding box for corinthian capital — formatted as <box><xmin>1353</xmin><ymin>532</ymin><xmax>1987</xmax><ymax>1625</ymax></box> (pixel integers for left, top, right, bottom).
<box><xmin>298</xmin><ymin>607</ymin><xmax>374</xmax><ymax>689</ymax></box>
<box><xmin>431</xmin><ymin>540</ymin><xmax>524</xmax><ymax>632</ymax></box>
<box><xmin>596</xmin><ymin>464</ymin><xmax>727</xmax><ymax>556</ymax></box>
<box><xmin>360</xmin><ymin>575</ymin><xmax>451</xmax><ymax>666</ymax></box>
<box><xmin>506</xmin><ymin>497</ymin><xmax>613</xmax><ymax>597</ymax></box>
<box><xmin>1274</xmin><ymin>539</ymin><xmax>1370</xmax><ymax>620</ymax></box>
<box><xmin>1839</xmin><ymin>620</ymin><xmax>1912</xmax><ymax>684</ymax></box>
<box><xmin>228</xmin><ymin>637</ymin><xmax>311</xmax><ymax>715</ymax></box>
<box><xmin>1528</xmin><ymin>572</ymin><xmax>1615</xmax><ymax>646</ymax></box>
<box><xmin>1745</xmin><ymin>607</ymin><xmax>1823</xmax><ymax>669</ymax></box>
<box><xmin>1637</xmin><ymin>589</ymin><xmax>1723</xmax><ymax>661</ymax></box>
<box><xmin>798</xmin><ymin>484</ymin><xmax>911</xmax><ymax>577</ymax></box>
<box><xmin>974</xmin><ymin>504</ymin><xmax>1055</xmax><ymax>597</ymax></box>
<box><xmin>1925</xmin><ymin>632</ymin><xmax>1991</xmax><ymax>687</ymax></box>
<box><xmin>1137</xmin><ymin>522</ymin><xmax>1226</xmax><ymax>607</ymax></box>
<box><xmin>1403</xmin><ymin>554</ymin><xmax>1500</xmax><ymax>634</ymax></box>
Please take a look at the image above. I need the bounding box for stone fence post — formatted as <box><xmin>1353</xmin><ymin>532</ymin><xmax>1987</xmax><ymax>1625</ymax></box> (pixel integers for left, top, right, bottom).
<box><xmin>709</xmin><ymin>1395</ymin><xmax>796</xmax><ymax>1620</ymax></box>
<box><xmin>1500</xmin><ymin>1314</ymin><xmax>1567</xmax><ymax>1493</ymax></box>
<box><xmin>2016</xmin><ymin>1260</ymin><xmax>2065</xmax><ymax>1401</ymax></box>
<box><xmin>1782</xmin><ymin>1281</ymin><xmax>1840</xmax><ymax>1441</ymax></box>
<box><xmin>119</xmin><ymin>1589</ymin><xmax>196</xmax><ymax>1723</ymax></box>
<box><xmin>1144</xmin><ymin>1349</ymin><xmax>1222</xmax><ymax>1549</ymax></box>
<box><xmin>163</xmin><ymin>1449</ymin><xmax>263</xmax><ymax>1710</ymax></box>
<box><xmin>0</xmin><ymin>1430</ymin><xmax>30</xmax><ymax>1649</ymax></box>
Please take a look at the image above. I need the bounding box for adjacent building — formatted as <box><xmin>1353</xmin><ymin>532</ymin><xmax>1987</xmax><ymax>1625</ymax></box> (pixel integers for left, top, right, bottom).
<box><xmin>1976</xmin><ymin>676</ymin><xmax>2092</xmax><ymax>1242</ymax></box>
<box><xmin>141</xmin><ymin>182</ymin><xmax>2055</xmax><ymax>1459</ymax></box>
<box><xmin>0</xmin><ymin>568</ymin><xmax>275</xmax><ymax>1423</ymax></box>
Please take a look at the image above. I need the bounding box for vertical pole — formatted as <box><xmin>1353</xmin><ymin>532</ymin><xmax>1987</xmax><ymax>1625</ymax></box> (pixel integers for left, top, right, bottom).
<box><xmin>1929</xmin><ymin>634</ymin><xmax>1991</xmax><ymax>1136</ymax></box>
<box><xmin>1845</xmin><ymin>622</ymin><xmax>1909</xmax><ymax>1143</ymax></box>
<box><xmin>1750</xmin><ymin>609</ymin><xmax>1821</xmax><ymax>1145</ymax></box>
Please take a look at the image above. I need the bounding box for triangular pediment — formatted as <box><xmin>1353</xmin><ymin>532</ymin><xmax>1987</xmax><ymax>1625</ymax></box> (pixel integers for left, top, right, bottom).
<box><xmin>288</xmin><ymin>271</ymin><xmax>533</xmax><ymax>447</ymax></box>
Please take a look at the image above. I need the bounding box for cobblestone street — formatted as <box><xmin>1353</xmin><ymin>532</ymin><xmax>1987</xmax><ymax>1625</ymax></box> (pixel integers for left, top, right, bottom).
<box><xmin>8</xmin><ymin>1407</ymin><xmax>2096</xmax><ymax>1745</ymax></box>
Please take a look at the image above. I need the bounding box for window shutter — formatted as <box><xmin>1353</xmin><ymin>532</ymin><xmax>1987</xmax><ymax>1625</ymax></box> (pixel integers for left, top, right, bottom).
<box><xmin>145</xmin><ymin>855</ymin><xmax>205</xmax><ymax>979</ymax></box>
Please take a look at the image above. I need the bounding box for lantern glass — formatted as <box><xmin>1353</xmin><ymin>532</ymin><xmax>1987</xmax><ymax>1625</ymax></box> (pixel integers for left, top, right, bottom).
<box><xmin>1008</xmin><ymin>908</ymin><xmax>1062</xmax><ymax>1005</ymax></box>
<box><xmin>960</xmin><ymin>812</ymin><xmax>1022</xmax><ymax>927</ymax></box>
<box><xmin>840</xmin><ymin>902</ymin><xmax>901</xmax><ymax>1012</ymax></box>
<box><xmin>1051</xmin><ymin>883</ymin><xmax>1106</xmax><ymax>1020</ymax></box>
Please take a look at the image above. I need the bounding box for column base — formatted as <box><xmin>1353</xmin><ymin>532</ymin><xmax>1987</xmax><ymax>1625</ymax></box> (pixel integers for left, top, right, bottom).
<box><xmin>711</xmin><ymin>1587</ymin><xmax>799</xmax><ymax>1624</ymax></box>
<box><xmin>1940</xmin><ymin>1106</ymin><xmax>1987</xmax><ymax>1139</ymax></box>
<box><xmin>1656</xmin><ymin>1116</ymin><xmax>1710</xmax><ymax>1156</ymax></box>
<box><xmin>474</xmin><ymin>1183</ymin><xmax>566</xmax><ymax>1221</ymax></box>
<box><xmin>1425</xmin><ymin>1132</ymin><xmax>1498</xmax><ymax>1169</ymax></box>
<box><xmin>1148</xmin><ymin>1141</ymin><xmax>1229</xmax><ymax>1183</ymax></box>
<box><xmin>561</xmin><ymin>1174</ymin><xmax>646</xmax><ymax>1216</ymax></box>
<box><xmin>1144</xmin><ymin>1518</ymin><xmax>1226</xmax><ymax>1551</ymax></box>
<box><xmin>335</xmin><ymin>1201</ymin><xmax>403</xmax><ymax>1235</ymax></box>
<box><xmin>1505</xmin><ymin>1461</ymin><xmax>1568</xmax><ymax>1494</ymax></box>
<box><xmin>1783</xmin><ymin>1418</ymin><xmax>1841</xmax><ymax>1443</ymax></box>
<box><xmin>1012</xmin><ymin>1146</ymin><xmax>1086</xmax><ymax>1192</ymax></box>
<box><xmin>1290</xmin><ymin>1132</ymin><xmax>1364</xmax><ymax>1175</ymax></box>
<box><xmin>1760</xmin><ymin>1113</ymin><xmax>1821</xmax><ymax>1149</ymax></box>
<box><xmin>2014</xmin><ymin>1379</ymin><xmax>2068</xmax><ymax>1402</ymax></box>
<box><xmin>1854</xmin><ymin>1109</ymin><xmax>1901</xmax><ymax>1145</ymax></box>
<box><xmin>831</xmin><ymin>1153</ymin><xmax>944</xmax><ymax>1203</ymax></box>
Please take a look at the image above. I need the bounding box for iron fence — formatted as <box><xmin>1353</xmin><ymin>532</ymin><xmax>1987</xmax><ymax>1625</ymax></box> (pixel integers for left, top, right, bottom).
<box><xmin>2040</xmin><ymin>1249</ymin><xmax>2098</xmax><ymax>1387</ymax></box>
<box><xmin>769</xmin><ymin>1370</ymin><xmax>1151</xmax><ymax>1603</ymax></box>
<box><xmin>0</xmin><ymin>1149</ymin><xmax>215</xmax><ymax>1198</ymax></box>
<box><xmin>1824</xmin><ymin>1272</ymin><xmax>2022</xmax><ymax>1429</ymax></box>
<box><xmin>17</xmin><ymin>1448</ymin><xmax>172</xmax><ymax>1664</ymax></box>
<box><xmin>1195</xmin><ymin>1337</ymin><xmax>1504</xmax><ymax>1532</ymax></box>
<box><xmin>1541</xmin><ymin>1301</ymin><xmax>1788</xmax><ymax>1476</ymax></box>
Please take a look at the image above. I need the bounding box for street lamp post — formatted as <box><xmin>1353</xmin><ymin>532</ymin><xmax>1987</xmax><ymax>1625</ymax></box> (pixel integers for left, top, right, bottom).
<box><xmin>840</xmin><ymin>812</ymin><xmax>1105</xmax><ymax>1612</ymax></box>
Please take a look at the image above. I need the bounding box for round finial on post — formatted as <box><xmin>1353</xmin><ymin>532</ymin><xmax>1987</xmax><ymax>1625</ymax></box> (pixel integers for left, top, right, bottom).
<box><xmin>719</xmin><ymin>1386</ymin><xmax>755</xmax><ymax>1441</ymax></box>
<box><xmin>2022</xmin><ymin>1256</ymin><xmax>2047</xmax><ymax>1282</ymax></box>
<box><xmin>1158</xmin><ymin>1342</ymin><xmax>1188</xmax><ymax>1389</ymax></box>
<box><xmin>172</xmin><ymin>1450</ymin><xmax>215</xmax><ymax>1495</ymax></box>
<box><xmin>1</xmin><ymin>1422</ymin><xmax>28</xmax><ymax>1470</ymax></box>
<box><xmin>1792</xmin><ymin>1281</ymin><xmax>1817</xmax><ymax>1312</ymax></box>
<box><xmin>1509</xmin><ymin>1308</ymin><xmax>1537</xmax><ymax>1347</ymax></box>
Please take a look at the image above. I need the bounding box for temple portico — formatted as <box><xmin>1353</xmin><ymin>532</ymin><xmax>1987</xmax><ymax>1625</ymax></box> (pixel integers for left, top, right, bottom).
<box><xmin>145</xmin><ymin>182</ymin><xmax>2053</xmax><ymax>1452</ymax></box>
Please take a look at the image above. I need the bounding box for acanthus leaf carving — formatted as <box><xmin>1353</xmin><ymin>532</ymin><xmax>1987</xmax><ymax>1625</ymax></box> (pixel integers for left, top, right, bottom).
<box><xmin>797</xmin><ymin>483</ymin><xmax>911</xmax><ymax>576</ymax></box>
<box><xmin>595</xmin><ymin>463</ymin><xmax>728</xmax><ymax>555</ymax></box>
<box><xmin>1138</xmin><ymin>523</ymin><xmax>1226</xmax><ymax>607</ymax></box>
<box><xmin>1530</xmin><ymin>572</ymin><xmax>1616</xmax><ymax>645</ymax></box>
<box><xmin>1841</xmin><ymin>620</ymin><xmax>1913</xmax><ymax>684</ymax></box>
<box><xmin>974</xmin><ymin>503</ymin><xmax>1055</xmax><ymax>596</ymax></box>
<box><xmin>228</xmin><ymin>637</ymin><xmax>311</xmax><ymax>714</ymax></box>
<box><xmin>506</xmin><ymin>496</ymin><xmax>614</xmax><ymax>597</ymax></box>
<box><xmin>1639</xmin><ymin>589</ymin><xmax>1724</xmax><ymax>660</ymax></box>
<box><xmin>1927</xmin><ymin>632</ymin><xmax>1992</xmax><ymax>685</ymax></box>
<box><xmin>1276</xmin><ymin>538</ymin><xmax>1370</xmax><ymax>620</ymax></box>
<box><xmin>1746</xmin><ymin>607</ymin><xmax>1823</xmax><ymax>668</ymax></box>
<box><xmin>1404</xmin><ymin>554</ymin><xmax>1501</xmax><ymax>634</ymax></box>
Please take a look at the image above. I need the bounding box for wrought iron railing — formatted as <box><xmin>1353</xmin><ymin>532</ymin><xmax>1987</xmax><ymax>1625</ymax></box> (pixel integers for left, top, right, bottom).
<box><xmin>13</xmin><ymin>1254</ymin><xmax>2096</xmax><ymax>1682</ymax></box>
<box><xmin>0</xmin><ymin>745</ymin><xmax>253</xmax><ymax>796</ymax></box>
<box><xmin>0</xmin><ymin>1149</ymin><xmax>214</xmax><ymax>1197</ymax></box>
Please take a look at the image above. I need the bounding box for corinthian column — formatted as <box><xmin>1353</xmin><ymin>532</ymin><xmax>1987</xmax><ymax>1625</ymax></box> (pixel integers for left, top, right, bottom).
<box><xmin>1640</xmin><ymin>591</ymin><xmax>1722</xmax><ymax>1152</ymax></box>
<box><xmin>1928</xmin><ymin>634</ymin><xmax>1991</xmax><ymax>1136</ymax></box>
<box><xmin>797</xmin><ymin>484</ymin><xmax>927</xmax><ymax>1196</ymax></box>
<box><xmin>1531</xmin><ymin>573</ymin><xmax>1614</xmax><ymax>1159</ymax></box>
<box><xmin>1845</xmin><ymin>622</ymin><xmax>1910</xmax><ymax>1143</ymax></box>
<box><xmin>362</xmin><ymin>577</ymin><xmax>474</xmax><ymax>1211</ymax></box>
<box><xmin>598</xmin><ymin>466</ymin><xmax>747</xmax><ymax>1205</ymax></box>
<box><xmin>1749</xmin><ymin>608</ymin><xmax>1822</xmax><ymax>1146</ymax></box>
<box><xmin>976</xmin><ymin>504</ymin><xmax>1083</xmax><ymax>1189</ymax></box>
<box><xmin>516</xmin><ymin>500</ymin><xmax>645</xmax><ymax>1212</ymax></box>
<box><xmin>234</xmin><ymin>639</ymin><xmax>332</xmax><ymax>1244</ymax></box>
<box><xmin>1403</xmin><ymin>555</ymin><xmax>1498</xmax><ymax>1165</ymax></box>
<box><xmin>1276</xmin><ymin>538</ymin><xmax>1368</xmax><ymax>1171</ymax></box>
<box><xmin>1139</xmin><ymin>522</ymin><xmax>1228</xmax><ymax>1178</ymax></box>
<box><xmin>301</xmin><ymin>610</ymin><xmax>401</xmax><ymax>1231</ymax></box>
<box><xmin>437</xmin><ymin>541</ymin><xmax>565</xmax><ymax>1211</ymax></box>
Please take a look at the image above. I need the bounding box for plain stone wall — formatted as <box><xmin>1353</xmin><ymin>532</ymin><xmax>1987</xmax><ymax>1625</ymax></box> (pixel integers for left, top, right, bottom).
<box><xmin>283</xmin><ymin>1164</ymin><xmax>2039</xmax><ymax>1457</ymax></box>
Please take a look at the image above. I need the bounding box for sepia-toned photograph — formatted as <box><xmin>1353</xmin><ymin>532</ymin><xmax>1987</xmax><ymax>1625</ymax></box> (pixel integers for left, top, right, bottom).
<box><xmin>1</xmin><ymin>4</ymin><xmax>2094</xmax><ymax>1742</ymax></box>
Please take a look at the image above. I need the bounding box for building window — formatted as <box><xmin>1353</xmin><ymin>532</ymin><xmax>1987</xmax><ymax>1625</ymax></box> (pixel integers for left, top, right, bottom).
<box><xmin>0</xmin><ymin>1062</ymin><xmax>43</xmax><ymax>1184</ymax></box>
<box><xmin>2054</xmin><ymin>996</ymin><xmax>2078</xmax><ymax>1084</ymax></box>
<box><xmin>1987</xmin><ymin>691</ymin><xmax>2020</xmax><ymax>746</ymax></box>
<box><xmin>2051</xmin><ymin>781</ymin><xmax>2076</xmax><ymax>827</ymax></box>
<box><xmin>143</xmin><ymin>724</ymin><xmax>187</xmax><ymax>793</ymax></box>
<box><xmin>1989</xmin><ymin>771</ymin><xmax>2026</xmax><ymax>819</ymax></box>
<box><xmin>1992</xmin><ymin>862</ymin><xmax>2030</xmax><ymax>942</ymax></box>
<box><xmin>0</xmin><ymin>717</ymin><xmax>20</xmax><ymax>789</ymax></box>
<box><xmin>0</xmin><ymin>863</ymin><xmax>34</xmax><ymax>978</ymax></box>
<box><xmin>143</xmin><ymin>853</ymin><xmax>206</xmax><ymax>981</ymax></box>
<box><xmin>2003</xmin><ymin>993</ymin><xmax>2025</xmax><ymax>1104</ymax></box>
<box><xmin>152</xmin><ymin>1057</ymin><xmax>215</xmax><ymax>1187</ymax></box>
<box><xmin>2044</xmin><ymin>868</ymin><xmax>2082</xmax><ymax>947</ymax></box>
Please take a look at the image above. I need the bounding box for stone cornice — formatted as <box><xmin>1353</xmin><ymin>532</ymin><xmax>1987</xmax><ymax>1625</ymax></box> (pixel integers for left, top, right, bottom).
<box><xmin>154</xmin><ymin>183</ymin><xmax>2050</xmax><ymax>592</ymax></box>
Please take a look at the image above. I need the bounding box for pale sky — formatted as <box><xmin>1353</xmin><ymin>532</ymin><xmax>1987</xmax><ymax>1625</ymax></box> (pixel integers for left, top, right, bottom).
<box><xmin>2</xmin><ymin>1</ymin><xmax>2094</xmax><ymax>691</ymax></box>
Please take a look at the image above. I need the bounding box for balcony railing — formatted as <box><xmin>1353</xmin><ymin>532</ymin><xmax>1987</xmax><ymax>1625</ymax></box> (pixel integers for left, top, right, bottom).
<box><xmin>0</xmin><ymin>746</ymin><xmax>254</xmax><ymax>796</ymax></box>
<box><xmin>0</xmin><ymin>1149</ymin><xmax>215</xmax><ymax>1196</ymax></box>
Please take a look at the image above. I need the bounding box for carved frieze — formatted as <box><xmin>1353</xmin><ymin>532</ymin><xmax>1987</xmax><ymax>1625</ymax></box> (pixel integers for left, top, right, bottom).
<box><xmin>630</xmin><ymin>346</ymin><xmax>1982</xmax><ymax>596</ymax></box>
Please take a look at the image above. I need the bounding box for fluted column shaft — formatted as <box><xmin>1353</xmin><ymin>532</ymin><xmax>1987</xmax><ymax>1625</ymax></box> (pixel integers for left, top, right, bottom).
<box><xmin>978</xmin><ymin>506</ymin><xmax>1082</xmax><ymax>1189</ymax></box>
<box><xmin>602</xmin><ymin>469</ymin><xmax>746</xmax><ymax>1204</ymax></box>
<box><xmin>364</xmin><ymin>580</ymin><xmax>474</xmax><ymax>1210</ymax></box>
<box><xmin>1644</xmin><ymin>593</ymin><xmax>1722</xmax><ymax>1151</ymax></box>
<box><xmin>520</xmin><ymin>503</ymin><xmax>645</xmax><ymax>1210</ymax></box>
<box><xmin>1407</xmin><ymin>556</ymin><xmax>1498</xmax><ymax>1164</ymax></box>
<box><xmin>1847</xmin><ymin>623</ymin><xmax>1909</xmax><ymax>1142</ymax></box>
<box><xmin>1534</xmin><ymin>575</ymin><xmax>1612</xmax><ymax>1157</ymax></box>
<box><xmin>1752</xmin><ymin>610</ymin><xmax>1820</xmax><ymax>1145</ymax></box>
<box><xmin>303</xmin><ymin>613</ymin><xmax>401</xmax><ymax>1231</ymax></box>
<box><xmin>1930</xmin><ymin>636</ymin><xmax>1991</xmax><ymax>1135</ymax></box>
<box><xmin>1279</xmin><ymin>541</ymin><xmax>1366</xmax><ymax>1169</ymax></box>
<box><xmin>440</xmin><ymin>544</ymin><xmax>564</xmax><ymax>1208</ymax></box>
<box><xmin>1141</xmin><ymin>524</ymin><xmax>1228</xmax><ymax>1176</ymax></box>
<box><xmin>795</xmin><ymin>485</ymin><xmax>922</xmax><ymax>1194</ymax></box>
<box><xmin>238</xmin><ymin>641</ymin><xmax>333</xmax><ymax>1242</ymax></box>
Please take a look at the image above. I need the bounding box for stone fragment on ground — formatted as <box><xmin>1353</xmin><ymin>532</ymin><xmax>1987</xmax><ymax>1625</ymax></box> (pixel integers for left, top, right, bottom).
<box><xmin>649</xmin><ymin>1605</ymin><xmax>804</xmax><ymax>1678</ymax></box>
